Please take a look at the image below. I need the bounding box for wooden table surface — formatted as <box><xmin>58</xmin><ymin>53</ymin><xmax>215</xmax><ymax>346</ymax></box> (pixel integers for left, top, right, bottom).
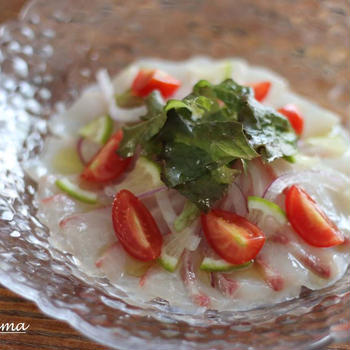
<box><xmin>0</xmin><ymin>1</ymin><xmax>349</xmax><ymax>350</ymax></box>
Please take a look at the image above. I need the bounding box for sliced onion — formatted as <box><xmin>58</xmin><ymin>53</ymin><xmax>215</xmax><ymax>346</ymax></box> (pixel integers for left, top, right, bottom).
<box><xmin>137</xmin><ymin>186</ymin><xmax>167</xmax><ymax>199</ymax></box>
<box><xmin>269</xmin><ymin>158</ymin><xmax>293</xmax><ymax>177</ymax></box>
<box><xmin>221</xmin><ymin>183</ymin><xmax>247</xmax><ymax>217</ymax></box>
<box><xmin>152</xmin><ymin>192</ymin><xmax>200</xmax><ymax>240</ymax></box>
<box><xmin>248</xmin><ymin>158</ymin><xmax>276</xmax><ymax>197</ymax></box>
<box><xmin>96</xmin><ymin>69</ymin><xmax>146</xmax><ymax>122</ymax></box>
<box><xmin>263</xmin><ymin>169</ymin><xmax>350</xmax><ymax>232</ymax></box>
<box><xmin>104</xmin><ymin>184</ymin><xmax>167</xmax><ymax>201</ymax></box>
<box><xmin>264</xmin><ymin>169</ymin><xmax>349</xmax><ymax>202</ymax></box>
<box><xmin>233</xmin><ymin>160</ymin><xmax>252</xmax><ymax>197</ymax></box>
<box><xmin>76</xmin><ymin>137</ymin><xmax>100</xmax><ymax>165</ymax></box>
<box><xmin>188</xmin><ymin>235</ymin><xmax>202</xmax><ymax>252</ymax></box>
<box><xmin>148</xmin><ymin>206</ymin><xmax>170</xmax><ymax>235</ymax></box>
<box><xmin>185</xmin><ymin>219</ymin><xmax>202</xmax><ymax>251</ymax></box>
<box><xmin>155</xmin><ymin>190</ymin><xmax>178</xmax><ymax>231</ymax></box>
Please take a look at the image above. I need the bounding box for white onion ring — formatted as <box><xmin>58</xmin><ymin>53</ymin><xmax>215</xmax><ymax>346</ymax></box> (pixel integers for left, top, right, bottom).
<box><xmin>248</xmin><ymin>159</ymin><xmax>276</xmax><ymax>197</ymax></box>
<box><xmin>263</xmin><ymin>169</ymin><xmax>349</xmax><ymax>202</ymax></box>
<box><xmin>155</xmin><ymin>190</ymin><xmax>178</xmax><ymax>231</ymax></box>
<box><xmin>263</xmin><ymin>169</ymin><xmax>350</xmax><ymax>232</ymax></box>
<box><xmin>96</xmin><ymin>69</ymin><xmax>146</xmax><ymax>122</ymax></box>
<box><xmin>221</xmin><ymin>183</ymin><xmax>247</xmax><ymax>217</ymax></box>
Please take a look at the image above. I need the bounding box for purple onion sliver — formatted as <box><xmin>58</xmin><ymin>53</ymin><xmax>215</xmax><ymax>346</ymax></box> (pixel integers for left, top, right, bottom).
<box><xmin>137</xmin><ymin>186</ymin><xmax>168</xmax><ymax>199</ymax></box>
<box><xmin>77</xmin><ymin>136</ymin><xmax>100</xmax><ymax>165</ymax></box>
<box><xmin>76</xmin><ymin>137</ymin><xmax>88</xmax><ymax>165</ymax></box>
<box><xmin>231</xmin><ymin>183</ymin><xmax>248</xmax><ymax>217</ymax></box>
<box><xmin>223</xmin><ymin>183</ymin><xmax>248</xmax><ymax>216</ymax></box>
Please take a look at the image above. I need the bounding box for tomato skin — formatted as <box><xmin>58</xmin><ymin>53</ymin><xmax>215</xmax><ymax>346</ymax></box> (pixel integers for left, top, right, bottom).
<box><xmin>201</xmin><ymin>210</ymin><xmax>265</xmax><ymax>265</ymax></box>
<box><xmin>252</xmin><ymin>81</ymin><xmax>271</xmax><ymax>102</ymax></box>
<box><xmin>278</xmin><ymin>104</ymin><xmax>304</xmax><ymax>135</ymax></box>
<box><xmin>112</xmin><ymin>190</ymin><xmax>163</xmax><ymax>261</ymax></box>
<box><xmin>285</xmin><ymin>185</ymin><xmax>344</xmax><ymax>247</ymax></box>
<box><xmin>81</xmin><ymin>130</ymin><xmax>132</xmax><ymax>183</ymax></box>
<box><xmin>131</xmin><ymin>69</ymin><xmax>180</xmax><ymax>98</ymax></box>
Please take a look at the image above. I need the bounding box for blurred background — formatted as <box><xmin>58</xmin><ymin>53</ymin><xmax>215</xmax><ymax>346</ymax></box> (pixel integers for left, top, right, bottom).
<box><xmin>0</xmin><ymin>0</ymin><xmax>26</xmax><ymax>22</ymax></box>
<box><xmin>1</xmin><ymin>0</ymin><xmax>349</xmax><ymax>121</ymax></box>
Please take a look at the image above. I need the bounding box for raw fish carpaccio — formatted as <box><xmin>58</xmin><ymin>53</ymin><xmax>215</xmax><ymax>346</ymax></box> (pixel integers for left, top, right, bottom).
<box><xmin>25</xmin><ymin>57</ymin><xmax>350</xmax><ymax>312</ymax></box>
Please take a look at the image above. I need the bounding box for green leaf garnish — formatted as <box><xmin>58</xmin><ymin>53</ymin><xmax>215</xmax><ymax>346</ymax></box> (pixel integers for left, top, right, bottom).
<box><xmin>118</xmin><ymin>78</ymin><xmax>297</xmax><ymax>211</ymax></box>
<box><xmin>211</xmin><ymin>165</ymin><xmax>240</xmax><ymax>184</ymax></box>
<box><xmin>175</xmin><ymin>174</ymin><xmax>228</xmax><ymax>211</ymax></box>
<box><xmin>118</xmin><ymin>91</ymin><xmax>166</xmax><ymax>157</ymax></box>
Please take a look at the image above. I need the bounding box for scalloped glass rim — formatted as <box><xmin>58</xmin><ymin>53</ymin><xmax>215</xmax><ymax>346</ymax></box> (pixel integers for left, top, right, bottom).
<box><xmin>0</xmin><ymin>1</ymin><xmax>349</xmax><ymax>349</ymax></box>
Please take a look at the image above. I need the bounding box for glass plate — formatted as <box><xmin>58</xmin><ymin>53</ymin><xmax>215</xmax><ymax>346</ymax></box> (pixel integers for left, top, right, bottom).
<box><xmin>0</xmin><ymin>1</ymin><xmax>349</xmax><ymax>349</ymax></box>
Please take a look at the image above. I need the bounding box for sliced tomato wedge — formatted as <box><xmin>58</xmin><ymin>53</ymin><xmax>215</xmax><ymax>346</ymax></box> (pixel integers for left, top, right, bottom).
<box><xmin>112</xmin><ymin>189</ymin><xmax>163</xmax><ymax>261</ymax></box>
<box><xmin>285</xmin><ymin>185</ymin><xmax>344</xmax><ymax>247</ymax></box>
<box><xmin>201</xmin><ymin>210</ymin><xmax>265</xmax><ymax>265</ymax></box>
<box><xmin>251</xmin><ymin>81</ymin><xmax>271</xmax><ymax>102</ymax></box>
<box><xmin>131</xmin><ymin>69</ymin><xmax>180</xmax><ymax>98</ymax></box>
<box><xmin>278</xmin><ymin>104</ymin><xmax>304</xmax><ymax>135</ymax></box>
<box><xmin>81</xmin><ymin>130</ymin><xmax>132</xmax><ymax>183</ymax></box>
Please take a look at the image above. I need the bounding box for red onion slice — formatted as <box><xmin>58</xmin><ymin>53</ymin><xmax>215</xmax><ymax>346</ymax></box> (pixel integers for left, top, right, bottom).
<box><xmin>137</xmin><ymin>186</ymin><xmax>167</xmax><ymax>199</ymax></box>
<box><xmin>248</xmin><ymin>158</ymin><xmax>276</xmax><ymax>197</ymax></box>
<box><xmin>221</xmin><ymin>183</ymin><xmax>247</xmax><ymax>217</ymax></box>
<box><xmin>76</xmin><ymin>137</ymin><xmax>100</xmax><ymax>165</ymax></box>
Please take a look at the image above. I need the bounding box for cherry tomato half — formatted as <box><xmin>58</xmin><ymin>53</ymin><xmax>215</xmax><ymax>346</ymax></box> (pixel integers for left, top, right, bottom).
<box><xmin>201</xmin><ymin>210</ymin><xmax>265</xmax><ymax>265</ymax></box>
<box><xmin>252</xmin><ymin>81</ymin><xmax>271</xmax><ymax>102</ymax></box>
<box><xmin>131</xmin><ymin>69</ymin><xmax>180</xmax><ymax>98</ymax></box>
<box><xmin>278</xmin><ymin>104</ymin><xmax>304</xmax><ymax>135</ymax></box>
<box><xmin>81</xmin><ymin>130</ymin><xmax>132</xmax><ymax>183</ymax></box>
<box><xmin>285</xmin><ymin>185</ymin><xmax>344</xmax><ymax>247</ymax></box>
<box><xmin>112</xmin><ymin>189</ymin><xmax>163</xmax><ymax>261</ymax></box>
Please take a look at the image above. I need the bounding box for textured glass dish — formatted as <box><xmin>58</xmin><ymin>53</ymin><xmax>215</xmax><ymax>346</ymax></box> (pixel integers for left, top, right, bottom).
<box><xmin>0</xmin><ymin>0</ymin><xmax>349</xmax><ymax>349</ymax></box>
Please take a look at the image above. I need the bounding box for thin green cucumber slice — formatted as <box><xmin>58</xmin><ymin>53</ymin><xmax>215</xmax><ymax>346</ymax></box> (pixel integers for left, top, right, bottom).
<box><xmin>158</xmin><ymin>223</ymin><xmax>201</xmax><ymax>272</ymax></box>
<box><xmin>158</xmin><ymin>250</ymin><xmax>179</xmax><ymax>273</ymax></box>
<box><xmin>55</xmin><ymin>178</ymin><xmax>98</xmax><ymax>204</ymax></box>
<box><xmin>174</xmin><ymin>201</ymin><xmax>200</xmax><ymax>232</ymax></box>
<box><xmin>78</xmin><ymin>115</ymin><xmax>113</xmax><ymax>145</ymax></box>
<box><xmin>200</xmin><ymin>256</ymin><xmax>252</xmax><ymax>272</ymax></box>
<box><xmin>247</xmin><ymin>196</ymin><xmax>287</xmax><ymax>225</ymax></box>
